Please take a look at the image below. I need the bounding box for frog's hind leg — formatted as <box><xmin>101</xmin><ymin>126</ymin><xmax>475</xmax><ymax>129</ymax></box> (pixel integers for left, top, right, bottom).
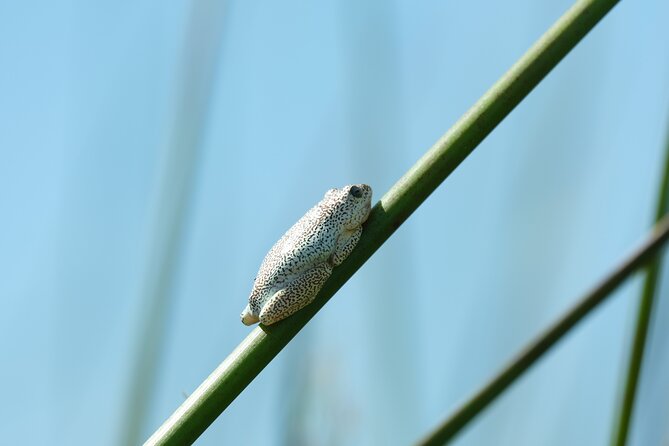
<box><xmin>259</xmin><ymin>264</ymin><xmax>332</xmax><ymax>325</ymax></box>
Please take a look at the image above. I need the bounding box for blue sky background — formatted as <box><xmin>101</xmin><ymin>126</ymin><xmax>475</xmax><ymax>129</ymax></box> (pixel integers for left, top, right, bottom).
<box><xmin>1</xmin><ymin>0</ymin><xmax>669</xmax><ymax>445</ymax></box>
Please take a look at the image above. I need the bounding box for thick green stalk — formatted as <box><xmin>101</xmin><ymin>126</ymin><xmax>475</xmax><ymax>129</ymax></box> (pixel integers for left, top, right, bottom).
<box><xmin>415</xmin><ymin>216</ymin><xmax>669</xmax><ymax>446</ymax></box>
<box><xmin>145</xmin><ymin>0</ymin><xmax>619</xmax><ymax>444</ymax></box>
<box><xmin>611</xmin><ymin>124</ymin><xmax>669</xmax><ymax>446</ymax></box>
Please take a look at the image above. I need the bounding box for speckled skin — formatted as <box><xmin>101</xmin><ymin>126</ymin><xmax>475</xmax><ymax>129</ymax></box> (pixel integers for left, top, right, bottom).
<box><xmin>241</xmin><ymin>184</ymin><xmax>373</xmax><ymax>326</ymax></box>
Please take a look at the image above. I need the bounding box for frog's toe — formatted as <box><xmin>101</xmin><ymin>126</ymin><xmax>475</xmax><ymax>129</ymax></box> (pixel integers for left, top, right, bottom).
<box><xmin>241</xmin><ymin>304</ymin><xmax>259</xmax><ymax>325</ymax></box>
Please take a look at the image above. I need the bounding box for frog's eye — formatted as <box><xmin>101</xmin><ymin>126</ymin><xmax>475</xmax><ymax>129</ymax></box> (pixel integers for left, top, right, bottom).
<box><xmin>349</xmin><ymin>185</ymin><xmax>363</xmax><ymax>198</ymax></box>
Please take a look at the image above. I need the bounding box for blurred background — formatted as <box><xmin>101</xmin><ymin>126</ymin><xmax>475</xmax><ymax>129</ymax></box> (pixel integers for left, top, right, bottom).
<box><xmin>2</xmin><ymin>0</ymin><xmax>669</xmax><ymax>445</ymax></box>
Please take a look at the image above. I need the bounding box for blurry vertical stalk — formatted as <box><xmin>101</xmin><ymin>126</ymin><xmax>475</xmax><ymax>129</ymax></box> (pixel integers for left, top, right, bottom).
<box><xmin>340</xmin><ymin>1</ymin><xmax>419</xmax><ymax>444</ymax></box>
<box><xmin>611</xmin><ymin>117</ymin><xmax>669</xmax><ymax>446</ymax></box>
<box><xmin>120</xmin><ymin>2</ymin><xmax>226</xmax><ymax>445</ymax></box>
<box><xmin>280</xmin><ymin>3</ymin><xmax>415</xmax><ymax>443</ymax></box>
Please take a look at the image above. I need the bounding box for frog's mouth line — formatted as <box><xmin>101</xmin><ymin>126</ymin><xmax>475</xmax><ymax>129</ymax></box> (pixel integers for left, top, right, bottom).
<box><xmin>364</xmin><ymin>199</ymin><xmax>372</xmax><ymax>221</ymax></box>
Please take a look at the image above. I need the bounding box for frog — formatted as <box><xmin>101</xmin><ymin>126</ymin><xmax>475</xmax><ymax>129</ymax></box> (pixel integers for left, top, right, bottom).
<box><xmin>241</xmin><ymin>184</ymin><xmax>373</xmax><ymax>326</ymax></box>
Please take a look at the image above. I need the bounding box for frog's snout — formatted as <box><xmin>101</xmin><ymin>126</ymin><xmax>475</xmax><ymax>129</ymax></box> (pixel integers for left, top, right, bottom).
<box><xmin>358</xmin><ymin>184</ymin><xmax>373</xmax><ymax>200</ymax></box>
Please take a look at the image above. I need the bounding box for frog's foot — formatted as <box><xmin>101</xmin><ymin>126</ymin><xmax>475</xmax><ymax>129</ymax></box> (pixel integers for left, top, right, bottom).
<box><xmin>259</xmin><ymin>264</ymin><xmax>332</xmax><ymax>325</ymax></box>
<box><xmin>241</xmin><ymin>304</ymin><xmax>260</xmax><ymax>325</ymax></box>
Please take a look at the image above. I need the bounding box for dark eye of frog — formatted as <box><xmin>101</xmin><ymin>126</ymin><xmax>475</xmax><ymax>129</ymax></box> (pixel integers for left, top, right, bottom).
<box><xmin>349</xmin><ymin>185</ymin><xmax>362</xmax><ymax>198</ymax></box>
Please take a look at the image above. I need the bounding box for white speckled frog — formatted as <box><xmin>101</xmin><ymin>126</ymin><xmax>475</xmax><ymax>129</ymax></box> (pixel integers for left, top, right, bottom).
<box><xmin>241</xmin><ymin>184</ymin><xmax>373</xmax><ymax>326</ymax></box>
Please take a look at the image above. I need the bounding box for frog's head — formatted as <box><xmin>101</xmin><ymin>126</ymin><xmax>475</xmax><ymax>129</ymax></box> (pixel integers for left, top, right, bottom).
<box><xmin>325</xmin><ymin>184</ymin><xmax>373</xmax><ymax>230</ymax></box>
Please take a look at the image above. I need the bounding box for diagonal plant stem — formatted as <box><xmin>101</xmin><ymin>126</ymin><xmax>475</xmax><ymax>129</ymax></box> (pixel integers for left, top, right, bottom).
<box><xmin>415</xmin><ymin>215</ymin><xmax>669</xmax><ymax>446</ymax></box>
<box><xmin>611</xmin><ymin>119</ymin><xmax>669</xmax><ymax>446</ymax></box>
<box><xmin>145</xmin><ymin>0</ymin><xmax>619</xmax><ymax>444</ymax></box>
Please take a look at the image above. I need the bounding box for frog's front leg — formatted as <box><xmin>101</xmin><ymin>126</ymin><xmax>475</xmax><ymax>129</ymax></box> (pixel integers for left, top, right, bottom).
<box><xmin>259</xmin><ymin>263</ymin><xmax>333</xmax><ymax>325</ymax></box>
<box><xmin>330</xmin><ymin>226</ymin><xmax>363</xmax><ymax>266</ymax></box>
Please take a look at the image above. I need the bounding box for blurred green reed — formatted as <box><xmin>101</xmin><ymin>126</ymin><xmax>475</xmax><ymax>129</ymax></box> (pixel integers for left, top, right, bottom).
<box><xmin>416</xmin><ymin>215</ymin><xmax>669</xmax><ymax>445</ymax></box>
<box><xmin>610</xmin><ymin>117</ymin><xmax>669</xmax><ymax>446</ymax></box>
<box><xmin>120</xmin><ymin>2</ymin><xmax>226</xmax><ymax>446</ymax></box>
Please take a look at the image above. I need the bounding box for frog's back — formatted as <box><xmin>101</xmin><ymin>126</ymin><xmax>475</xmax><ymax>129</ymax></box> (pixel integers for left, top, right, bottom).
<box><xmin>242</xmin><ymin>184</ymin><xmax>372</xmax><ymax>325</ymax></box>
<box><xmin>249</xmin><ymin>202</ymin><xmax>338</xmax><ymax>306</ymax></box>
